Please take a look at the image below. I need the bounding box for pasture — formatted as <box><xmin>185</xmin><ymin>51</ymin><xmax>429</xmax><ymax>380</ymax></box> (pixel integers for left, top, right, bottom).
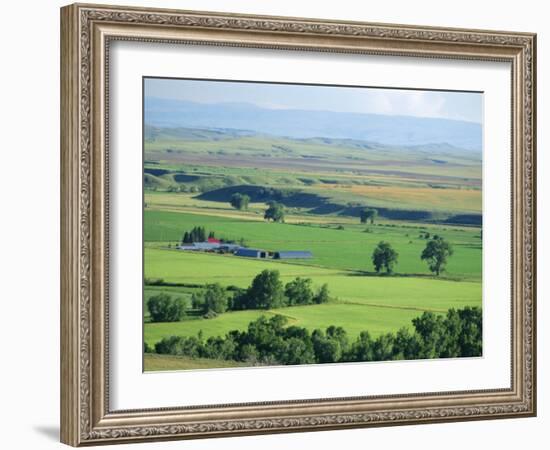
<box><xmin>144</xmin><ymin>130</ymin><xmax>482</xmax><ymax>185</ymax></box>
<box><xmin>144</xmin><ymin>128</ymin><xmax>482</xmax><ymax>218</ymax></box>
<box><xmin>143</xmin><ymin>248</ymin><xmax>481</xmax><ymax>347</ymax></box>
<box><xmin>142</xmin><ymin>126</ymin><xmax>482</xmax><ymax>370</ymax></box>
<box><xmin>144</xmin><ymin>249</ymin><xmax>481</xmax><ymax>310</ymax></box>
<box><xmin>144</xmin><ymin>301</ymin><xmax>460</xmax><ymax>347</ymax></box>
<box><xmin>144</xmin><ymin>211</ymin><xmax>482</xmax><ymax>279</ymax></box>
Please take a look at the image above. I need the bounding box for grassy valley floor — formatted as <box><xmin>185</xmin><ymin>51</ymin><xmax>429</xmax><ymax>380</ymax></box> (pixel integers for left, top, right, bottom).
<box><xmin>142</xmin><ymin>125</ymin><xmax>482</xmax><ymax>371</ymax></box>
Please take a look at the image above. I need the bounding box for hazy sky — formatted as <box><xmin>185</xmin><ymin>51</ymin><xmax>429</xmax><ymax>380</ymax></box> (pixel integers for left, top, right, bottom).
<box><xmin>144</xmin><ymin>78</ymin><xmax>483</xmax><ymax>124</ymax></box>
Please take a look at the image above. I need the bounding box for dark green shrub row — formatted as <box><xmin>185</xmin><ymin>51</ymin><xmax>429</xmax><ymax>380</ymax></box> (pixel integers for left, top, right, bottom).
<box><xmin>153</xmin><ymin>306</ymin><xmax>482</xmax><ymax>365</ymax></box>
<box><xmin>190</xmin><ymin>271</ymin><xmax>330</xmax><ymax>316</ymax></box>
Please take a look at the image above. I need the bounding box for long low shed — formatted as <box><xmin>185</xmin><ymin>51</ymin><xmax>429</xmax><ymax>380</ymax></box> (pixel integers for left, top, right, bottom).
<box><xmin>274</xmin><ymin>251</ymin><xmax>313</xmax><ymax>259</ymax></box>
<box><xmin>235</xmin><ymin>248</ymin><xmax>269</xmax><ymax>258</ymax></box>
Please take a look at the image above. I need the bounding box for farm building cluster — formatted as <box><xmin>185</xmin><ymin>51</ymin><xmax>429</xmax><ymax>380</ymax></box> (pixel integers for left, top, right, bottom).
<box><xmin>179</xmin><ymin>238</ymin><xmax>313</xmax><ymax>260</ymax></box>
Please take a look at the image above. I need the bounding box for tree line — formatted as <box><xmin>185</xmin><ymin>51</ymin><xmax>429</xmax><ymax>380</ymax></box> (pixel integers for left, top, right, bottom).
<box><xmin>230</xmin><ymin>270</ymin><xmax>330</xmax><ymax>310</ymax></box>
<box><xmin>181</xmin><ymin>226</ymin><xmax>215</xmax><ymax>244</ymax></box>
<box><xmin>147</xmin><ymin>270</ymin><xmax>330</xmax><ymax>322</ymax></box>
<box><xmin>180</xmin><ymin>227</ymin><xmax>246</xmax><ymax>248</ymax></box>
<box><xmin>149</xmin><ymin>306</ymin><xmax>482</xmax><ymax>365</ymax></box>
<box><xmin>193</xmin><ymin>270</ymin><xmax>330</xmax><ymax>315</ymax></box>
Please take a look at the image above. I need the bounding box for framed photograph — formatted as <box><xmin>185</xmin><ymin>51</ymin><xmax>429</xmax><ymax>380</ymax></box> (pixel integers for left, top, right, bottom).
<box><xmin>60</xmin><ymin>3</ymin><xmax>537</xmax><ymax>446</ymax></box>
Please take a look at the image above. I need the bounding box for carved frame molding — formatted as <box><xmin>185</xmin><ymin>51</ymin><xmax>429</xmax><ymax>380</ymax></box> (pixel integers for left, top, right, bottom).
<box><xmin>60</xmin><ymin>3</ymin><xmax>536</xmax><ymax>446</ymax></box>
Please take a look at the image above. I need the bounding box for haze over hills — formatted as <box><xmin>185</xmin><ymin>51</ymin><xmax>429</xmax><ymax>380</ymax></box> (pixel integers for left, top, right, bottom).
<box><xmin>145</xmin><ymin>97</ymin><xmax>483</xmax><ymax>151</ymax></box>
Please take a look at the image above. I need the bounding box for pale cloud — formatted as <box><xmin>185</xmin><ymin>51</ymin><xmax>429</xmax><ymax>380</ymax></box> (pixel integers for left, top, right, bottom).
<box><xmin>359</xmin><ymin>89</ymin><xmax>480</xmax><ymax>122</ymax></box>
<box><xmin>145</xmin><ymin>78</ymin><xmax>482</xmax><ymax>123</ymax></box>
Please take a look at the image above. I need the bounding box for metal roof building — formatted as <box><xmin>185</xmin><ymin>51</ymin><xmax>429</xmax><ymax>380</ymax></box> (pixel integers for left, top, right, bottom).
<box><xmin>179</xmin><ymin>245</ymin><xmax>198</xmax><ymax>251</ymax></box>
<box><xmin>274</xmin><ymin>251</ymin><xmax>313</xmax><ymax>259</ymax></box>
<box><xmin>235</xmin><ymin>248</ymin><xmax>269</xmax><ymax>258</ymax></box>
<box><xmin>179</xmin><ymin>242</ymin><xmax>221</xmax><ymax>251</ymax></box>
<box><xmin>219</xmin><ymin>244</ymin><xmax>242</xmax><ymax>252</ymax></box>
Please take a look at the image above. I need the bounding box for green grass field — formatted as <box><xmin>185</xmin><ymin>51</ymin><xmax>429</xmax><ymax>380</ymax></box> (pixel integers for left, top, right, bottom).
<box><xmin>145</xmin><ymin>303</ymin><xmax>444</xmax><ymax>347</ymax></box>
<box><xmin>144</xmin><ymin>126</ymin><xmax>481</xmax><ymax>218</ymax></box>
<box><xmin>144</xmin><ymin>211</ymin><xmax>481</xmax><ymax>279</ymax></box>
<box><xmin>144</xmin><ymin>131</ymin><xmax>482</xmax><ymax>184</ymax></box>
<box><xmin>144</xmin><ymin>249</ymin><xmax>481</xmax><ymax>308</ymax></box>
<box><xmin>143</xmin><ymin>249</ymin><xmax>481</xmax><ymax>347</ymax></box>
<box><xmin>142</xmin><ymin>126</ymin><xmax>482</xmax><ymax>370</ymax></box>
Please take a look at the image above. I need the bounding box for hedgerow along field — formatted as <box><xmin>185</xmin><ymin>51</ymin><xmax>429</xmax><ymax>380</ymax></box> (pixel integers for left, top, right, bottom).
<box><xmin>142</xmin><ymin>126</ymin><xmax>482</xmax><ymax>371</ymax></box>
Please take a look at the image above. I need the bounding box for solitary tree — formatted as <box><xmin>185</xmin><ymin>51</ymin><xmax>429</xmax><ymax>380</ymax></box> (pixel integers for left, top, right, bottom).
<box><xmin>230</xmin><ymin>192</ymin><xmax>250</xmax><ymax>210</ymax></box>
<box><xmin>372</xmin><ymin>241</ymin><xmax>399</xmax><ymax>274</ymax></box>
<box><xmin>360</xmin><ymin>208</ymin><xmax>378</xmax><ymax>224</ymax></box>
<box><xmin>264</xmin><ymin>202</ymin><xmax>285</xmax><ymax>223</ymax></box>
<box><xmin>421</xmin><ymin>236</ymin><xmax>454</xmax><ymax>276</ymax></box>
<box><xmin>203</xmin><ymin>283</ymin><xmax>228</xmax><ymax>315</ymax></box>
<box><xmin>247</xmin><ymin>269</ymin><xmax>285</xmax><ymax>308</ymax></box>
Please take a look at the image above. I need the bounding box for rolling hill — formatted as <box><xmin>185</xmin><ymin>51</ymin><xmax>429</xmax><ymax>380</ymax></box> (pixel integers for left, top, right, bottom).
<box><xmin>144</xmin><ymin>97</ymin><xmax>483</xmax><ymax>151</ymax></box>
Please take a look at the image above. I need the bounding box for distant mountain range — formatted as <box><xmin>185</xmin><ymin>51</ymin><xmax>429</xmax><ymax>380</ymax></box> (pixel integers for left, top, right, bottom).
<box><xmin>144</xmin><ymin>97</ymin><xmax>483</xmax><ymax>151</ymax></box>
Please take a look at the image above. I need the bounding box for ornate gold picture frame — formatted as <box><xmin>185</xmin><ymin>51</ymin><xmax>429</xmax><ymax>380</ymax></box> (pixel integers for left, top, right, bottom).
<box><xmin>60</xmin><ymin>3</ymin><xmax>536</xmax><ymax>446</ymax></box>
